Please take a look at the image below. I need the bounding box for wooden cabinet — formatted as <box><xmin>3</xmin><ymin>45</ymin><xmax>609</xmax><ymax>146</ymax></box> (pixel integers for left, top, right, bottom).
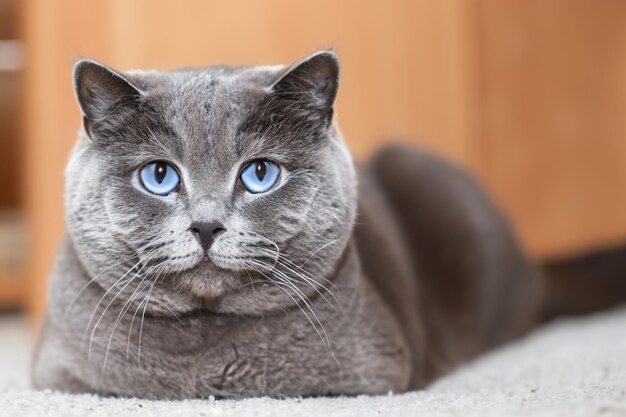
<box><xmin>19</xmin><ymin>0</ymin><xmax>626</xmax><ymax>322</ymax></box>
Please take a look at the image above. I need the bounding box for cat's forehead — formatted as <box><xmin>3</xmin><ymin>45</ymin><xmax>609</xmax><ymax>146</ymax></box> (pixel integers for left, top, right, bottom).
<box><xmin>126</xmin><ymin>65</ymin><xmax>283</xmax><ymax>137</ymax></box>
<box><xmin>97</xmin><ymin>62</ymin><xmax>326</xmax><ymax>172</ymax></box>
<box><xmin>116</xmin><ymin>65</ymin><xmax>292</xmax><ymax>170</ymax></box>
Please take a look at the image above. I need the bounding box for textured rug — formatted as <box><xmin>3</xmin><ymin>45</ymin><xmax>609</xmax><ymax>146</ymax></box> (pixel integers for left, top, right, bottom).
<box><xmin>1</xmin><ymin>308</ymin><xmax>625</xmax><ymax>417</ymax></box>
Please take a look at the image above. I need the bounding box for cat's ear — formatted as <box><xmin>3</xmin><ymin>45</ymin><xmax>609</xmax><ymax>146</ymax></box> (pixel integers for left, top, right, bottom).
<box><xmin>270</xmin><ymin>50</ymin><xmax>339</xmax><ymax>127</ymax></box>
<box><xmin>73</xmin><ymin>59</ymin><xmax>143</xmax><ymax>138</ymax></box>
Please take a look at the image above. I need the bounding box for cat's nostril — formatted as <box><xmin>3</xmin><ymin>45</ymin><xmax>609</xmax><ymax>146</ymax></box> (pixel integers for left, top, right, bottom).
<box><xmin>189</xmin><ymin>221</ymin><xmax>226</xmax><ymax>251</ymax></box>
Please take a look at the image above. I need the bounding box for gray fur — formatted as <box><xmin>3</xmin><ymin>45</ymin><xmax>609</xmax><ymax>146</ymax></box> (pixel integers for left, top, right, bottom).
<box><xmin>33</xmin><ymin>51</ymin><xmax>542</xmax><ymax>398</ymax></box>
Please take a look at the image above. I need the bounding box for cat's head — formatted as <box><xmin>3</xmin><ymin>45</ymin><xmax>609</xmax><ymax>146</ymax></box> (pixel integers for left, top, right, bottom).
<box><xmin>65</xmin><ymin>51</ymin><xmax>357</xmax><ymax>315</ymax></box>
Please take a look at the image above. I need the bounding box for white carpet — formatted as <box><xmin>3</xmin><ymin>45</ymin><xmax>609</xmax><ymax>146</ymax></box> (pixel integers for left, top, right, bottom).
<box><xmin>1</xmin><ymin>308</ymin><xmax>626</xmax><ymax>417</ymax></box>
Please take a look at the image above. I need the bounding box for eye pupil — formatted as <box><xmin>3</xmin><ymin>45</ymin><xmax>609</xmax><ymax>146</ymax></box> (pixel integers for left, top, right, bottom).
<box><xmin>155</xmin><ymin>162</ymin><xmax>167</xmax><ymax>184</ymax></box>
<box><xmin>255</xmin><ymin>162</ymin><xmax>267</xmax><ymax>181</ymax></box>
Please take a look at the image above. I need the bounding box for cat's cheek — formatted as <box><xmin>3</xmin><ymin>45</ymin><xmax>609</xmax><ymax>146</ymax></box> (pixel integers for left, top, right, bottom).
<box><xmin>165</xmin><ymin>234</ymin><xmax>205</xmax><ymax>272</ymax></box>
<box><xmin>207</xmin><ymin>236</ymin><xmax>243</xmax><ymax>271</ymax></box>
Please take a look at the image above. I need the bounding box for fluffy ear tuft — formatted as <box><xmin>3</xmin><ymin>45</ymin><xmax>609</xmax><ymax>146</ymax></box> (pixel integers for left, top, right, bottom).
<box><xmin>73</xmin><ymin>59</ymin><xmax>143</xmax><ymax>137</ymax></box>
<box><xmin>270</xmin><ymin>50</ymin><xmax>340</xmax><ymax>126</ymax></box>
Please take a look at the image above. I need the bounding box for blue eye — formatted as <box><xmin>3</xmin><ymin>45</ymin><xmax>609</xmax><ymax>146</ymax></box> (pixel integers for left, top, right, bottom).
<box><xmin>240</xmin><ymin>160</ymin><xmax>280</xmax><ymax>194</ymax></box>
<box><xmin>139</xmin><ymin>161</ymin><xmax>180</xmax><ymax>196</ymax></box>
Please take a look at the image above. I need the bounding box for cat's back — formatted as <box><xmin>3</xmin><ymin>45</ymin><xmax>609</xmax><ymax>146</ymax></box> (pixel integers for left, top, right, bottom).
<box><xmin>354</xmin><ymin>144</ymin><xmax>543</xmax><ymax>385</ymax></box>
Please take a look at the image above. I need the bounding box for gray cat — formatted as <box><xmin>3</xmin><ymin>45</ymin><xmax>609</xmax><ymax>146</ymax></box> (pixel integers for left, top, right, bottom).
<box><xmin>32</xmin><ymin>51</ymin><xmax>626</xmax><ymax>399</ymax></box>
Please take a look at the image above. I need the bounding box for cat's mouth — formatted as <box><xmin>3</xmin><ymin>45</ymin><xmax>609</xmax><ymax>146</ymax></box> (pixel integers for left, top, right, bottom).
<box><xmin>173</xmin><ymin>252</ymin><xmax>256</xmax><ymax>304</ymax></box>
<box><xmin>189</xmin><ymin>251</ymin><xmax>238</xmax><ymax>273</ymax></box>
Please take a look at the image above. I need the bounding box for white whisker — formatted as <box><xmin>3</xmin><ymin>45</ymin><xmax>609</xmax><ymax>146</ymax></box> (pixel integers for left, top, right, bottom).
<box><xmin>248</xmin><ymin>260</ymin><xmax>336</xmax><ymax>355</ymax></box>
<box><xmin>301</xmin><ymin>239</ymin><xmax>339</xmax><ymax>267</ymax></box>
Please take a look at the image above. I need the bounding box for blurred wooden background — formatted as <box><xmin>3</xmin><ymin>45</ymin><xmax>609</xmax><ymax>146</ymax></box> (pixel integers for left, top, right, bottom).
<box><xmin>0</xmin><ymin>0</ymin><xmax>24</xmax><ymax>310</ymax></box>
<box><xmin>3</xmin><ymin>0</ymin><xmax>626</xmax><ymax>323</ymax></box>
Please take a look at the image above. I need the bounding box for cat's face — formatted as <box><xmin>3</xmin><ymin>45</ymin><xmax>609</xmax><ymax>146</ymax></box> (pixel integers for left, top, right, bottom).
<box><xmin>65</xmin><ymin>51</ymin><xmax>356</xmax><ymax>315</ymax></box>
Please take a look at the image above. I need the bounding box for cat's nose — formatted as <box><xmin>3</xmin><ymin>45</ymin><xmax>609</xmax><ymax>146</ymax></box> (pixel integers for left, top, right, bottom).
<box><xmin>190</xmin><ymin>221</ymin><xmax>226</xmax><ymax>252</ymax></box>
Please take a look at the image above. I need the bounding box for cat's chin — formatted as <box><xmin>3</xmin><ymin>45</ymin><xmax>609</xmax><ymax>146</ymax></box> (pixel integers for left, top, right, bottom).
<box><xmin>165</xmin><ymin>254</ymin><xmax>321</xmax><ymax>315</ymax></box>
<box><xmin>173</xmin><ymin>256</ymin><xmax>247</xmax><ymax>306</ymax></box>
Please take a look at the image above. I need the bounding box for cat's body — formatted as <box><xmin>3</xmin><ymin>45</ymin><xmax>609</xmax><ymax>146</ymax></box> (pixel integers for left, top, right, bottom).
<box><xmin>33</xmin><ymin>145</ymin><xmax>539</xmax><ymax>399</ymax></box>
<box><xmin>32</xmin><ymin>51</ymin><xmax>622</xmax><ymax>399</ymax></box>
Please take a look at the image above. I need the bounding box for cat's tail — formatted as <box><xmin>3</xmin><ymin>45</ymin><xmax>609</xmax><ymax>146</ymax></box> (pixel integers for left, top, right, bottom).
<box><xmin>540</xmin><ymin>243</ymin><xmax>626</xmax><ymax>321</ymax></box>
